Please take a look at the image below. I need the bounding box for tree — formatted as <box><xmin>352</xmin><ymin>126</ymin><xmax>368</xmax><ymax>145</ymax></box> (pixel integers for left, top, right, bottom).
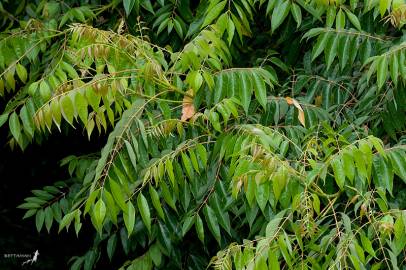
<box><xmin>1</xmin><ymin>0</ymin><xmax>406</xmax><ymax>269</ymax></box>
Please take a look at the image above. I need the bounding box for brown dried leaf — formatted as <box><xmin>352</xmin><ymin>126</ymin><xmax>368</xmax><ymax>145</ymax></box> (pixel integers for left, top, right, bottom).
<box><xmin>285</xmin><ymin>97</ymin><xmax>294</xmax><ymax>105</ymax></box>
<box><xmin>181</xmin><ymin>91</ymin><xmax>195</xmax><ymax>121</ymax></box>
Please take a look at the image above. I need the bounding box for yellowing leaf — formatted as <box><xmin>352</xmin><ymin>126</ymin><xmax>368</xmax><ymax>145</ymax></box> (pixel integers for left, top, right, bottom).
<box><xmin>315</xmin><ymin>95</ymin><xmax>323</xmax><ymax>107</ymax></box>
<box><xmin>285</xmin><ymin>97</ymin><xmax>306</xmax><ymax>127</ymax></box>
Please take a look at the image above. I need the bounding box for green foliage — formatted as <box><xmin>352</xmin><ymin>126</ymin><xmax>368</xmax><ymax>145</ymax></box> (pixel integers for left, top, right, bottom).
<box><xmin>1</xmin><ymin>0</ymin><xmax>406</xmax><ymax>269</ymax></box>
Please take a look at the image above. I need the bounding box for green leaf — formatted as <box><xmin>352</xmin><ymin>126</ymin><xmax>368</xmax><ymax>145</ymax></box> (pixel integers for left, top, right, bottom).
<box><xmin>137</xmin><ymin>119</ymin><xmax>148</xmax><ymax>148</ymax></box>
<box><xmin>141</xmin><ymin>0</ymin><xmax>153</xmax><ymax>14</ymax></box>
<box><xmin>165</xmin><ymin>159</ymin><xmax>175</xmax><ymax>186</ymax></box>
<box><xmin>312</xmin><ymin>194</ymin><xmax>321</xmax><ymax>215</ymax></box>
<box><xmin>149</xmin><ymin>243</ymin><xmax>162</xmax><ymax>266</ymax></box>
<box><xmin>16</xmin><ymin>64</ymin><xmax>27</xmax><ymax>83</ymax></box>
<box><xmin>50</xmin><ymin>99</ymin><xmax>61</xmax><ymax>130</ymax></box>
<box><xmin>23</xmin><ymin>209</ymin><xmax>37</xmax><ymax>219</ymax></box>
<box><xmin>85</xmin><ymin>88</ymin><xmax>100</xmax><ymax>111</ymax></box>
<box><xmin>389</xmin><ymin>150</ymin><xmax>406</xmax><ymax>182</ymax></box>
<box><xmin>246</xmin><ymin>176</ymin><xmax>256</xmax><ymax>206</ymax></box>
<box><xmin>252</xmin><ymin>71</ymin><xmax>267</xmax><ymax>109</ymax></box>
<box><xmin>196</xmin><ymin>144</ymin><xmax>207</xmax><ymax>168</ymax></box>
<box><xmin>256</xmin><ymin>183</ymin><xmax>270</xmax><ymax>212</ymax></box>
<box><xmin>74</xmin><ymin>210</ymin><xmax>82</xmax><ymax>236</ymax></box>
<box><xmin>107</xmin><ymin>234</ymin><xmax>117</xmax><ymax>261</ymax></box>
<box><xmin>273</xmin><ymin>167</ymin><xmax>287</xmax><ymax>201</ymax></box>
<box><xmin>203</xmin><ymin>205</ymin><xmax>221</xmax><ymax>244</ymax></box>
<box><xmin>109</xmin><ymin>179</ymin><xmax>127</xmax><ymax>211</ymax></box>
<box><xmin>187</xmin><ymin>70</ymin><xmax>203</xmax><ymax>91</ymax></box>
<box><xmin>181</xmin><ymin>152</ymin><xmax>193</xmax><ymax>179</ymax></box>
<box><xmin>369</xmin><ymin>136</ymin><xmax>385</xmax><ymax>156</ymax></box>
<box><xmin>377</xmin><ymin>56</ymin><xmax>388</xmax><ymax>89</ymax></box>
<box><xmin>168</xmin><ymin>18</ymin><xmax>174</xmax><ymax>34</ymax></box>
<box><xmin>93</xmin><ymin>199</ymin><xmax>106</xmax><ymax>231</ymax></box>
<box><xmin>291</xmin><ymin>3</ymin><xmax>302</xmax><ymax>28</ymax></box>
<box><xmin>212</xmin><ymin>194</ymin><xmax>231</xmax><ymax>235</ymax></box>
<box><xmin>182</xmin><ymin>215</ymin><xmax>195</xmax><ymax>236</ymax></box>
<box><xmin>137</xmin><ymin>193</ymin><xmax>151</xmax><ymax>233</ymax></box>
<box><xmin>214</xmin><ymin>73</ymin><xmax>224</xmax><ymax>104</ymax></box>
<box><xmin>188</xmin><ymin>149</ymin><xmax>200</xmax><ymax>173</ymax></box>
<box><xmin>125</xmin><ymin>140</ymin><xmax>137</xmax><ymax>170</ymax></box>
<box><xmin>39</xmin><ymin>80</ymin><xmax>51</xmax><ymax>101</ymax></box>
<box><xmin>331</xmin><ymin>157</ymin><xmax>346</xmax><ymax>189</ymax></box>
<box><xmin>173</xmin><ymin>18</ymin><xmax>183</xmax><ymax>38</ymax></box>
<box><xmin>338</xmin><ymin>35</ymin><xmax>350</xmax><ymax>70</ymax></box>
<box><xmin>302</xmin><ymin>28</ymin><xmax>324</xmax><ymax>40</ymax></box>
<box><xmin>195</xmin><ymin>214</ymin><xmax>204</xmax><ymax>243</ymax></box>
<box><xmin>336</xmin><ymin>9</ymin><xmax>346</xmax><ymax>29</ymax></box>
<box><xmin>74</xmin><ymin>92</ymin><xmax>88</xmax><ymax>125</ymax></box>
<box><xmin>157</xmin><ymin>17</ymin><xmax>170</xmax><ymax>35</ymax></box>
<box><xmin>5</xmin><ymin>69</ymin><xmax>15</xmax><ymax>91</ymax></box>
<box><xmin>9</xmin><ymin>112</ymin><xmax>21</xmax><ymax>142</ymax></box>
<box><xmin>60</xmin><ymin>95</ymin><xmax>75</xmax><ymax>125</ymax></box>
<box><xmin>161</xmin><ymin>181</ymin><xmax>177</xmax><ymax>211</ymax></box>
<box><xmin>0</xmin><ymin>113</ymin><xmax>9</xmax><ymax>128</ymax></box>
<box><xmin>239</xmin><ymin>71</ymin><xmax>251</xmax><ymax>114</ymax></box>
<box><xmin>350</xmin><ymin>0</ymin><xmax>358</xmax><ymax>10</ymax></box>
<box><xmin>389</xmin><ymin>52</ymin><xmax>399</xmax><ymax>86</ymax></box>
<box><xmin>400</xmin><ymin>50</ymin><xmax>406</xmax><ymax>81</ymax></box>
<box><xmin>94</xmin><ymin>99</ymin><xmax>145</xmax><ymax>182</ymax></box>
<box><xmin>361</xmin><ymin>233</ymin><xmax>376</xmax><ymax>257</ymax></box>
<box><xmin>394</xmin><ymin>216</ymin><xmax>404</xmax><ymax>240</ymax></box>
<box><xmin>123</xmin><ymin>201</ymin><xmax>135</xmax><ymax>236</ymax></box>
<box><xmin>227</xmin><ymin>17</ymin><xmax>235</xmax><ymax>45</ymax></box>
<box><xmin>266</xmin><ymin>0</ymin><xmax>276</xmax><ymax>15</ymax></box>
<box><xmin>44</xmin><ymin>206</ymin><xmax>53</xmax><ymax>232</ymax></box>
<box><xmin>373</xmin><ymin>156</ymin><xmax>393</xmax><ymax>194</ymax></box>
<box><xmin>266</xmin><ymin>211</ymin><xmax>285</xmax><ymax>238</ymax></box>
<box><xmin>209</xmin><ymin>111</ymin><xmax>221</xmax><ymax>132</ymax></box>
<box><xmin>326</xmin><ymin>6</ymin><xmax>336</xmax><ymax>27</ymax></box>
<box><xmin>268</xmin><ymin>251</ymin><xmax>280</xmax><ymax>270</ymax></box>
<box><xmin>312</xmin><ymin>32</ymin><xmax>331</xmax><ymax>61</ymax></box>
<box><xmin>72</xmin><ymin>8</ymin><xmax>85</xmax><ymax>22</ymax></box>
<box><xmin>35</xmin><ymin>209</ymin><xmax>45</xmax><ymax>232</ymax></box>
<box><xmin>84</xmin><ymin>189</ymin><xmax>100</xmax><ymax>215</ymax></box>
<box><xmin>325</xmin><ymin>34</ymin><xmax>339</xmax><ymax>69</ymax></box>
<box><xmin>216</xmin><ymin>12</ymin><xmax>228</xmax><ymax>34</ymax></box>
<box><xmin>379</xmin><ymin>0</ymin><xmax>390</xmax><ymax>16</ymax></box>
<box><xmin>271</xmin><ymin>0</ymin><xmax>291</xmax><ymax>32</ymax></box>
<box><xmin>124</xmin><ymin>0</ymin><xmax>135</xmax><ymax>16</ymax></box>
<box><xmin>202</xmin><ymin>0</ymin><xmax>227</xmax><ymax>28</ymax></box>
<box><xmin>149</xmin><ymin>186</ymin><xmax>165</xmax><ymax>220</ymax></box>
<box><xmin>342</xmin><ymin>151</ymin><xmax>355</xmax><ymax>183</ymax></box>
<box><xmin>19</xmin><ymin>201</ymin><xmax>41</xmax><ymax>209</ymax></box>
<box><xmin>344</xmin><ymin>9</ymin><xmax>361</xmax><ymax>30</ymax></box>
<box><xmin>353</xmin><ymin>149</ymin><xmax>367</xmax><ymax>180</ymax></box>
<box><xmin>158</xmin><ymin>222</ymin><xmax>172</xmax><ymax>253</ymax></box>
<box><xmin>58</xmin><ymin>211</ymin><xmax>75</xmax><ymax>232</ymax></box>
<box><xmin>103</xmin><ymin>190</ymin><xmax>118</xmax><ymax>224</ymax></box>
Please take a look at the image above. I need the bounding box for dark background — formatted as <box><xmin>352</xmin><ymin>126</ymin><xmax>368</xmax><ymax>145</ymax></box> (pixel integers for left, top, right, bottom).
<box><xmin>0</xmin><ymin>127</ymin><xmax>105</xmax><ymax>269</ymax></box>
